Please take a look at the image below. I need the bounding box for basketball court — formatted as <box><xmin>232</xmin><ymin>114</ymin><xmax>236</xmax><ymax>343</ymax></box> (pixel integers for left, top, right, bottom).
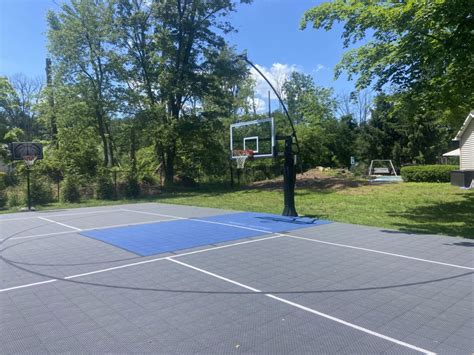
<box><xmin>1</xmin><ymin>203</ymin><xmax>472</xmax><ymax>354</ymax></box>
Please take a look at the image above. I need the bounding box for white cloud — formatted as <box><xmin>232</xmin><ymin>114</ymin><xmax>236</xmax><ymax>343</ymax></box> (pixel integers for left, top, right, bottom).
<box><xmin>251</xmin><ymin>63</ymin><xmax>300</xmax><ymax>100</ymax></box>
<box><xmin>247</xmin><ymin>97</ymin><xmax>267</xmax><ymax>114</ymax></box>
<box><xmin>314</xmin><ymin>64</ymin><xmax>327</xmax><ymax>73</ymax></box>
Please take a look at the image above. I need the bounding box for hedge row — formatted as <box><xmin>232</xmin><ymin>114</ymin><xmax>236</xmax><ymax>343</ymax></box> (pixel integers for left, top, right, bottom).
<box><xmin>400</xmin><ymin>165</ymin><xmax>458</xmax><ymax>183</ymax></box>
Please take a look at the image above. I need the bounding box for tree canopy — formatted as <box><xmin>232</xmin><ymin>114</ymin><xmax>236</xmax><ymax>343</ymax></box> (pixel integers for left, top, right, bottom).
<box><xmin>302</xmin><ymin>0</ymin><xmax>474</xmax><ymax>127</ymax></box>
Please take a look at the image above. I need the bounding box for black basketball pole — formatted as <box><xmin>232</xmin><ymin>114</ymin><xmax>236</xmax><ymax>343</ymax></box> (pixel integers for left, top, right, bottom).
<box><xmin>237</xmin><ymin>54</ymin><xmax>299</xmax><ymax>216</ymax></box>
<box><xmin>26</xmin><ymin>167</ymin><xmax>32</xmax><ymax>211</ymax></box>
<box><xmin>282</xmin><ymin>136</ymin><xmax>297</xmax><ymax>216</ymax></box>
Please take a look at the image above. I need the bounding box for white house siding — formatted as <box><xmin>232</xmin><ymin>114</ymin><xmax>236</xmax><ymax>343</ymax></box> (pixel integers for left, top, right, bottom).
<box><xmin>460</xmin><ymin>118</ymin><xmax>474</xmax><ymax>170</ymax></box>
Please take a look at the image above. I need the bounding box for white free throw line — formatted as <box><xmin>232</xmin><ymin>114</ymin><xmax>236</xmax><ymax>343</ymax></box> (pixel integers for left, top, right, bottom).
<box><xmin>122</xmin><ymin>209</ymin><xmax>274</xmax><ymax>234</ymax></box>
<box><xmin>123</xmin><ymin>208</ymin><xmax>473</xmax><ymax>271</ymax></box>
<box><xmin>0</xmin><ymin>235</ymin><xmax>282</xmax><ymax>293</ymax></box>
<box><xmin>287</xmin><ymin>235</ymin><xmax>474</xmax><ymax>271</ymax></box>
<box><xmin>168</xmin><ymin>258</ymin><xmax>435</xmax><ymax>355</ymax></box>
<box><xmin>38</xmin><ymin>217</ymin><xmax>82</xmax><ymax>231</ymax></box>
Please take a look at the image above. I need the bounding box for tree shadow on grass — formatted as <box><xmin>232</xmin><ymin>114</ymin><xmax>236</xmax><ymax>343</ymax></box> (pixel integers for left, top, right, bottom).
<box><xmin>388</xmin><ymin>192</ymin><xmax>474</xmax><ymax>239</ymax></box>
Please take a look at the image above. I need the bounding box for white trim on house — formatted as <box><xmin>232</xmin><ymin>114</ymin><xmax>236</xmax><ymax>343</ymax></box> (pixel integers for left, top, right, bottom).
<box><xmin>453</xmin><ymin>111</ymin><xmax>474</xmax><ymax>171</ymax></box>
<box><xmin>454</xmin><ymin>111</ymin><xmax>473</xmax><ymax>141</ymax></box>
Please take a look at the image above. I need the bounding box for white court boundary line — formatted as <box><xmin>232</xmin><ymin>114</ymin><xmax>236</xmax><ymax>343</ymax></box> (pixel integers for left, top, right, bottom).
<box><xmin>38</xmin><ymin>217</ymin><xmax>82</xmax><ymax>231</ymax></box>
<box><xmin>287</xmin><ymin>235</ymin><xmax>474</xmax><ymax>271</ymax></box>
<box><xmin>0</xmin><ymin>235</ymin><xmax>282</xmax><ymax>293</ymax></box>
<box><xmin>0</xmin><ymin>209</ymin><xmax>124</xmax><ymax>222</ymax></box>
<box><xmin>2</xmin><ymin>207</ymin><xmax>472</xmax><ymax>271</ymax></box>
<box><xmin>1</xmin><ymin>218</ymin><xmax>178</xmax><ymax>241</ymax></box>
<box><xmin>1</xmin><ymin>207</ymin><xmax>471</xmax><ymax>293</ymax></box>
<box><xmin>168</xmin><ymin>258</ymin><xmax>435</xmax><ymax>355</ymax></box>
<box><xmin>123</xmin><ymin>208</ymin><xmax>474</xmax><ymax>271</ymax></box>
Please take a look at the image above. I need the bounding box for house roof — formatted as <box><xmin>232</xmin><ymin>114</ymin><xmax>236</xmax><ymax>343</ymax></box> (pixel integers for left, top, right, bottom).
<box><xmin>442</xmin><ymin>148</ymin><xmax>460</xmax><ymax>157</ymax></box>
<box><xmin>454</xmin><ymin>111</ymin><xmax>473</xmax><ymax>141</ymax></box>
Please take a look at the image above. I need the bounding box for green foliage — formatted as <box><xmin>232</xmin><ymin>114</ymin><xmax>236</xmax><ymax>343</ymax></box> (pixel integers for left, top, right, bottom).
<box><xmin>283</xmin><ymin>72</ymin><xmax>336</xmax><ymax>125</ymax></box>
<box><xmin>302</xmin><ymin>0</ymin><xmax>473</xmax><ymax>127</ymax></box>
<box><xmin>124</xmin><ymin>173</ymin><xmax>140</xmax><ymax>198</ymax></box>
<box><xmin>355</xmin><ymin>94</ymin><xmax>450</xmax><ymax>165</ymax></box>
<box><xmin>6</xmin><ymin>187</ymin><xmax>24</xmax><ymax>208</ymax></box>
<box><xmin>29</xmin><ymin>177</ymin><xmax>54</xmax><ymax>205</ymax></box>
<box><xmin>96</xmin><ymin>171</ymin><xmax>115</xmax><ymax>200</ymax></box>
<box><xmin>2</xmin><ymin>174</ymin><xmax>52</xmax><ymax>208</ymax></box>
<box><xmin>48</xmin><ymin>0</ymin><xmax>116</xmax><ymax>167</ymax></box>
<box><xmin>0</xmin><ymin>173</ymin><xmax>6</xmax><ymax>208</ymax></box>
<box><xmin>401</xmin><ymin>165</ymin><xmax>457</xmax><ymax>183</ymax></box>
<box><xmin>61</xmin><ymin>177</ymin><xmax>81</xmax><ymax>203</ymax></box>
<box><xmin>3</xmin><ymin>127</ymin><xmax>25</xmax><ymax>143</ymax></box>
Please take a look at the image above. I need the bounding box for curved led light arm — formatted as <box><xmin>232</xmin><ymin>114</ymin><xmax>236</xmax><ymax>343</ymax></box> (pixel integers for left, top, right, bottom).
<box><xmin>237</xmin><ymin>54</ymin><xmax>300</xmax><ymax>154</ymax></box>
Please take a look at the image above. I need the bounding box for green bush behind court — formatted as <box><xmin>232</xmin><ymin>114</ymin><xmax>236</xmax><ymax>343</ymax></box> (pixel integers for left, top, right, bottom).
<box><xmin>401</xmin><ymin>165</ymin><xmax>457</xmax><ymax>183</ymax></box>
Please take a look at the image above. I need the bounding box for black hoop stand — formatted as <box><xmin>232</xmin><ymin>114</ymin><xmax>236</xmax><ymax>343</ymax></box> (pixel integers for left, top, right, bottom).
<box><xmin>237</xmin><ymin>55</ymin><xmax>299</xmax><ymax>217</ymax></box>
<box><xmin>26</xmin><ymin>166</ymin><xmax>32</xmax><ymax>211</ymax></box>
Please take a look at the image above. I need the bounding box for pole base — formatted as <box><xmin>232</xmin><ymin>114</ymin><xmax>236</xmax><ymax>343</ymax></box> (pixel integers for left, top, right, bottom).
<box><xmin>20</xmin><ymin>206</ymin><xmax>36</xmax><ymax>212</ymax></box>
<box><xmin>282</xmin><ymin>206</ymin><xmax>298</xmax><ymax>217</ymax></box>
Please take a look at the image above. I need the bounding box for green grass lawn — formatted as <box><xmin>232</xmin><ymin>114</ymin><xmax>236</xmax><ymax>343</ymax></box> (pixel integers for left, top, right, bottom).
<box><xmin>155</xmin><ymin>183</ymin><xmax>473</xmax><ymax>238</ymax></box>
<box><xmin>2</xmin><ymin>182</ymin><xmax>473</xmax><ymax>238</ymax></box>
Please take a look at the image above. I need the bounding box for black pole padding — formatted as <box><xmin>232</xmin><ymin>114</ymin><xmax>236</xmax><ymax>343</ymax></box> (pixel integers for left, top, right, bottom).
<box><xmin>27</xmin><ymin>167</ymin><xmax>32</xmax><ymax>211</ymax></box>
<box><xmin>282</xmin><ymin>136</ymin><xmax>298</xmax><ymax>217</ymax></box>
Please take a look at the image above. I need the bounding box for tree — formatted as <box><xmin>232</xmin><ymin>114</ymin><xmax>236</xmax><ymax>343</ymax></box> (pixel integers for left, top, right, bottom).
<box><xmin>151</xmin><ymin>0</ymin><xmax>251</xmax><ymax>184</ymax></box>
<box><xmin>336</xmin><ymin>90</ymin><xmax>372</xmax><ymax>124</ymax></box>
<box><xmin>0</xmin><ymin>77</ymin><xmax>19</xmax><ymax>140</ymax></box>
<box><xmin>302</xmin><ymin>0</ymin><xmax>474</xmax><ymax>127</ymax></box>
<box><xmin>48</xmin><ymin>0</ymin><xmax>117</xmax><ymax>167</ymax></box>
<box><xmin>0</xmin><ymin>75</ymin><xmax>43</xmax><ymax>142</ymax></box>
<box><xmin>356</xmin><ymin>93</ymin><xmax>449</xmax><ymax>165</ymax></box>
<box><xmin>282</xmin><ymin>72</ymin><xmax>335</xmax><ymax>125</ymax></box>
<box><xmin>111</xmin><ymin>0</ymin><xmax>250</xmax><ymax>185</ymax></box>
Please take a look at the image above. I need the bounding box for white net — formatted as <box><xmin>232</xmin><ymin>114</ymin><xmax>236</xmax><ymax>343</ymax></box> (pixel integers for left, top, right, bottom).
<box><xmin>233</xmin><ymin>150</ymin><xmax>253</xmax><ymax>169</ymax></box>
<box><xmin>23</xmin><ymin>155</ymin><xmax>38</xmax><ymax>168</ymax></box>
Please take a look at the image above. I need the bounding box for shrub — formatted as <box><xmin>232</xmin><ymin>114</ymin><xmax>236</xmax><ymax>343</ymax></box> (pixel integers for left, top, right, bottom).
<box><xmin>124</xmin><ymin>173</ymin><xmax>140</xmax><ymax>198</ymax></box>
<box><xmin>0</xmin><ymin>172</ymin><xmax>6</xmax><ymax>185</ymax></box>
<box><xmin>400</xmin><ymin>165</ymin><xmax>457</xmax><ymax>182</ymax></box>
<box><xmin>0</xmin><ymin>174</ymin><xmax>6</xmax><ymax>208</ymax></box>
<box><xmin>351</xmin><ymin>162</ymin><xmax>369</xmax><ymax>177</ymax></box>
<box><xmin>6</xmin><ymin>187</ymin><xmax>24</xmax><ymax>208</ymax></box>
<box><xmin>61</xmin><ymin>177</ymin><xmax>81</xmax><ymax>203</ymax></box>
<box><xmin>96</xmin><ymin>173</ymin><xmax>115</xmax><ymax>200</ymax></box>
<box><xmin>252</xmin><ymin>170</ymin><xmax>267</xmax><ymax>182</ymax></box>
<box><xmin>29</xmin><ymin>177</ymin><xmax>54</xmax><ymax>205</ymax></box>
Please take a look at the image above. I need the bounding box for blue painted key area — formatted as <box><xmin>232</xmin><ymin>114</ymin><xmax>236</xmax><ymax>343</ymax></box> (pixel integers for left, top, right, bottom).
<box><xmin>80</xmin><ymin>212</ymin><xmax>331</xmax><ymax>256</ymax></box>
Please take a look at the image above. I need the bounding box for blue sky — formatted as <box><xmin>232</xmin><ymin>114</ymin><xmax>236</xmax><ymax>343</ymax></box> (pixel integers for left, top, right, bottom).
<box><xmin>0</xmin><ymin>0</ymin><xmax>357</xmax><ymax>99</ymax></box>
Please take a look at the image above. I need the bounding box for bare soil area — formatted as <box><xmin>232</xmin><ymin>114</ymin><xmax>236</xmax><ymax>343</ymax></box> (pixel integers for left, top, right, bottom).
<box><xmin>248</xmin><ymin>168</ymin><xmax>368</xmax><ymax>191</ymax></box>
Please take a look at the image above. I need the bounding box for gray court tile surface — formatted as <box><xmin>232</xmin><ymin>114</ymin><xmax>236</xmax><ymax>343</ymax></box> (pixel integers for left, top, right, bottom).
<box><xmin>1</xmin><ymin>203</ymin><xmax>473</xmax><ymax>354</ymax></box>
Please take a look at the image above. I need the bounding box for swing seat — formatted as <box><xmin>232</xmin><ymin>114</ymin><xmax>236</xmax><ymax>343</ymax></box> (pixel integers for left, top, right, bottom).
<box><xmin>373</xmin><ymin>167</ymin><xmax>390</xmax><ymax>174</ymax></box>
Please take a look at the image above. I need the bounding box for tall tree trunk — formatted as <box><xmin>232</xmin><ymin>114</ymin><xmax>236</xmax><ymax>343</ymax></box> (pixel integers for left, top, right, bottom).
<box><xmin>46</xmin><ymin>58</ymin><xmax>58</xmax><ymax>148</ymax></box>
<box><xmin>104</xmin><ymin>120</ymin><xmax>115</xmax><ymax>166</ymax></box>
<box><xmin>130</xmin><ymin>126</ymin><xmax>137</xmax><ymax>173</ymax></box>
<box><xmin>164</xmin><ymin>145</ymin><xmax>175</xmax><ymax>186</ymax></box>
<box><xmin>96</xmin><ymin>108</ymin><xmax>110</xmax><ymax>167</ymax></box>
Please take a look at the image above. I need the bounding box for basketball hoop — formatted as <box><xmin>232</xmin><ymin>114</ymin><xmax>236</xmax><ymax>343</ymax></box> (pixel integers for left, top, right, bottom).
<box><xmin>23</xmin><ymin>155</ymin><xmax>38</xmax><ymax>168</ymax></box>
<box><xmin>233</xmin><ymin>149</ymin><xmax>254</xmax><ymax>169</ymax></box>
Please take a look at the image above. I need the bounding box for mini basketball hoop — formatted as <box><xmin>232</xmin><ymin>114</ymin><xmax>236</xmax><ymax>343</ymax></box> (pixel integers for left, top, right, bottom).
<box><xmin>233</xmin><ymin>149</ymin><xmax>254</xmax><ymax>169</ymax></box>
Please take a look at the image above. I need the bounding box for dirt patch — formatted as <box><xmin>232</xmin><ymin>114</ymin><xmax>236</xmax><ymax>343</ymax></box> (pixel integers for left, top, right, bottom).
<box><xmin>247</xmin><ymin>168</ymin><xmax>368</xmax><ymax>191</ymax></box>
